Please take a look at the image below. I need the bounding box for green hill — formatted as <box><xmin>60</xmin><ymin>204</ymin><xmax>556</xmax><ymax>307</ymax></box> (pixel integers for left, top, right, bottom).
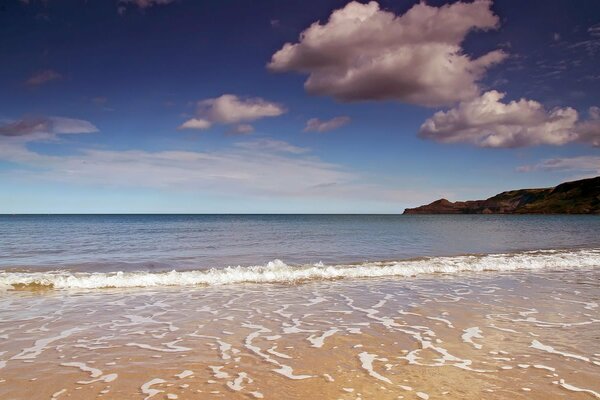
<box><xmin>404</xmin><ymin>176</ymin><xmax>600</xmax><ymax>214</ymax></box>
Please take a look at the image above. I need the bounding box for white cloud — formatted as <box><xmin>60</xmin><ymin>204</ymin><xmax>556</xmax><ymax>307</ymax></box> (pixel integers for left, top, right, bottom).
<box><xmin>304</xmin><ymin>116</ymin><xmax>350</xmax><ymax>132</ymax></box>
<box><xmin>517</xmin><ymin>156</ymin><xmax>600</xmax><ymax>176</ymax></box>
<box><xmin>419</xmin><ymin>91</ymin><xmax>581</xmax><ymax>148</ymax></box>
<box><xmin>0</xmin><ymin>136</ymin><xmax>427</xmax><ymax>205</ymax></box>
<box><xmin>268</xmin><ymin>0</ymin><xmax>505</xmax><ymax>106</ymax></box>
<box><xmin>179</xmin><ymin>94</ymin><xmax>286</xmax><ymax>131</ymax></box>
<box><xmin>234</xmin><ymin>139</ymin><xmax>309</xmax><ymax>154</ymax></box>
<box><xmin>178</xmin><ymin>118</ymin><xmax>212</xmax><ymax>130</ymax></box>
<box><xmin>0</xmin><ymin>116</ymin><xmax>98</xmax><ymax>141</ymax></box>
<box><xmin>575</xmin><ymin>106</ymin><xmax>600</xmax><ymax>147</ymax></box>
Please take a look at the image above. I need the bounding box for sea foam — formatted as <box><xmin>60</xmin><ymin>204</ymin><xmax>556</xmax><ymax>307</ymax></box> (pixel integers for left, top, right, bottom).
<box><xmin>1</xmin><ymin>248</ymin><xmax>599</xmax><ymax>290</ymax></box>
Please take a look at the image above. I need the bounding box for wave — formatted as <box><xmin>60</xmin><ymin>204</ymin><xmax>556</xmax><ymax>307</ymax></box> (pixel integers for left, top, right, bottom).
<box><xmin>1</xmin><ymin>248</ymin><xmax>599</xmax><ymax>290</ymax></box>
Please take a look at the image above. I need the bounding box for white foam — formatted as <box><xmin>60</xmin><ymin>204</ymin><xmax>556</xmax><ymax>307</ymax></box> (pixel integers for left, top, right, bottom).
<box><xmin>461</xmin><ymin>327</ymin><xmax>483</xmax><ymax>350</ymax></box>
<box><xmin>60</xmin><ymin>362</ymin><xmax>117</xmax><ymax>384</ymax></box>
<box><xmin>532</xmin><ymin>364</ymin><xmax>555</xmax><ymax>372</ymax></box>
<box><xmin>175</xmin><ymin>370</ymin><xmax>193</xmax><ymax>379</ymax></box>
<box><xmin>141</xmin><ymin>378</ymin><xmax>166</xmax><ymax>400</ymax></box>
<box><xmin>242</xmin><ymin>323</ymin><xmax>312</xmax><ymax>380</ymax></box>
<box><xmin>487</xmin><ymin>324</ymin><xmax>518</xmax><ymax>333</ymax></box>
<box><xmin>126</xmin><ymin>340</ymin><xmax>191</xmax><ymax>353</ymax></box>
<box><xmin>307</xmin><ymin>328</ymin><xmax>339</xmax><ymax>348</ymax></box>
<box><xmin>358</xmin><ymin>352</ymin><xmax>391</xmax><ymax>384</ymax></box>
<box><xmin>51</xmin><ymin>389</ymin><xmax>67</xmax><ymax>399</ymax></box>
<box><xmin>530</xmin><ymin>340</ymin><xmax>590</xmax><ymax>363</ymax></box>
<box><xmin>61</xmin><ymin>362</ymin><xmax>103</xmax><ymax>378</ymax></box>
<box><xmin>556</xmin><ymin>379</ymin><xmax>600</xmax><ymax>398</ymax></box>
<box><xmin>209</xmin><ymin>366</ymin><xmax>230</xmax><ymax>379</ymax></box>
<box><xmin>11</xmin><ymin>327</ymin><xmax>85</xmax><ymax>360</ymax></box>
<box><xmin>2</xmin><ymin>248</ymin><xmax>599</xmax><ymax>290</ymax></box>
<box><xmin>272</xmin><ymin>365</ymin><xmax>312</xmax><ymax>380</ymax></box>
<box><xmin>266</xmin><ymin>346</ymin><xmax>292</xmax><ymax>359</ymax></box>
<box><xmin>227</xmin><ymin>372</ymin><xmax>251</xmax><ymax>391</ymax></box>
<box><xmin>216</xmin><ymin>340</ymin><xmax>233</xmax><ymax>360</ymax></box>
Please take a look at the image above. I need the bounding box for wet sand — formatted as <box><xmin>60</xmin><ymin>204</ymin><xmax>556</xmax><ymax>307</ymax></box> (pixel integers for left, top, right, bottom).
<box><xmin>1</xmin><ymin>268</ymin><xmax>599</xmax><ymax>399</ymax></box>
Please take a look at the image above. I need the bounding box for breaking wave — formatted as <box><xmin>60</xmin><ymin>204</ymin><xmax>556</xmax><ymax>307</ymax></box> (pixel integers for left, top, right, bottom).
<box><xmin>2</xmin><ymin>248</ymin><xmax>599</xmax><ymax>290</ymax></box>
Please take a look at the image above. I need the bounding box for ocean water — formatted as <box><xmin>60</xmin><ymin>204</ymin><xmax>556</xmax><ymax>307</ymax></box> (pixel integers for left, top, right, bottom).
<box><xmin>1</xmin><ymin>214</ymin><xmax>600</xmax><ymax>289</ymax></box>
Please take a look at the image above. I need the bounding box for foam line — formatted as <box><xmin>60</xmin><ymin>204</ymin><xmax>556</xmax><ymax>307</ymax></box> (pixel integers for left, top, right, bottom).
<box><xmin>1</xmin><ymin>248</ymin><xmax>599</xmax><ymax>290</ymax></box>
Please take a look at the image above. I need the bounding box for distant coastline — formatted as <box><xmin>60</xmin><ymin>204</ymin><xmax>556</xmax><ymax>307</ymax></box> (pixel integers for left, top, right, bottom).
<box><xmin>404</xmin><ymin>176</ymin><xmax>600</xmax><ymax>215</ymax></box>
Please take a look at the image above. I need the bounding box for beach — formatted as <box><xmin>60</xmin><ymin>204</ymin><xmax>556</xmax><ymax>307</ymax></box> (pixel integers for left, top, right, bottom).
<box><xmin>1</xmin><ymin>262</ymin><xmax>599</xmax><ymax>399</ymax></box>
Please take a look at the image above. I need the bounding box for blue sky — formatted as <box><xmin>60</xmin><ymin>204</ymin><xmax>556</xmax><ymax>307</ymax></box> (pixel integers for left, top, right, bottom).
<box><xmin>0</xmin><ymin>0</ymin><xmax>599</xmax><ymax>213</ymax></box>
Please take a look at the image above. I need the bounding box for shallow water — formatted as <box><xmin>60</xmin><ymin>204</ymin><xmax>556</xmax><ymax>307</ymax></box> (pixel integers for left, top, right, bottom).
<box><xmin>1</xmin><ymin>269</ymin><xmax>599</xmax><ymax>399</ymax></box>
<box><xmin>1</xmin><ymin>215</ymin><xmax>599</xmax><ymax>399</ymax></box>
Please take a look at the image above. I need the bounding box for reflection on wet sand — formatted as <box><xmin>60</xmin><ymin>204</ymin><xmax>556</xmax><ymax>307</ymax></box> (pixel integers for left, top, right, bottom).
<box><xmin>1</xmin><ymin>268</ymin><xmax>599</xmax><ymax>399</ymax></box>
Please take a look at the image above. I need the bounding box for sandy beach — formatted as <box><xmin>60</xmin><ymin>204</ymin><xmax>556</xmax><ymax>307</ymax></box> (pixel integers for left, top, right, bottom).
<box><xmin>2</xmin><ymin>265</ymin><xmax>599</xmax><ymax>400</ymax></box>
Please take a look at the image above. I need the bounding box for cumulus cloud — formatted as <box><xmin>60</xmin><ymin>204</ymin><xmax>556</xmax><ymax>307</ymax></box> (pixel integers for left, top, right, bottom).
<box><xmin>304</xmin><ymin>116</ymin><xmax>350</xmax><ymax>132</ymax></box>
<box><xmin>268</xmin><ymin>0</ymin><xmax>506</xmax><ymax>106</ymax></box>
<box><xmin>418</xmin><ymin>91</ymin><xmax>585</xmax><ymax>148</ymax></box>
<box><xmin>0</xmin><ymin>116</ymin><xmax>98</xmax><ymax>141</ymax></box>
<box><xmin>517</xmin><ymin>156</ymin><xmax>600</xmax><ymax>176</ymax></box>
<box><xmin>178</xmin><ymin>94</ymin><xmax>286</xmax><ymax>132</ymax></box>
<box><xmin>25</xmin><ymin>69</ymin><xmax>62</xmax><ymax>86</ymax></box>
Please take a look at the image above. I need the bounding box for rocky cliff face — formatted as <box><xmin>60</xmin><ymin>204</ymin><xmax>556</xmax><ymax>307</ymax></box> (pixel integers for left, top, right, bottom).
<box><xmin>404</xmin><ymin>176</ymin><xmax>600</xmax><ymax>214</ymax></box>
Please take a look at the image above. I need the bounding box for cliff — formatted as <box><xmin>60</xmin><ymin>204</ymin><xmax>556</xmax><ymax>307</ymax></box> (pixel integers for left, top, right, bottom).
<box><xmin>403</xmin><ymin>176</ymin><xmax>600</xmax><ymax>214</ymax></box>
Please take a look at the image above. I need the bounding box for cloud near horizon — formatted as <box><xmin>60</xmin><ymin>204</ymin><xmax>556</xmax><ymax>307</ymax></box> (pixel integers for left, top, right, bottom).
<box><xmin>0</xmin><ymin>135</ymin><xmax>426</xmax><ymax>204</ymax></box>
<box><xmin>419</xmin><ymin>91</ymin><xmax>600</xmax><ymax>148</ymax></box>
<box><xmin>178</xmin><ymin>94</ymin><xmax>286</xmax><ymax>134</ymax></box>
<box><xmin>518</xmin><ymin>156</ymin><xmax>600</xmax><ymax>177</ymax></box>
<box><xmin>304</xmin><ymin>116</ymin><xmax>350</xmax><ymax>133</ymax></box>
<box><xmin>234</xmin><ymin>138</ymin><xmax>309</xmax><ymax>154</ymax></box>
<box><xmin>268</xmin><ymin>0</ymin><xmax>506</xmax><ymax>107</ymax></box>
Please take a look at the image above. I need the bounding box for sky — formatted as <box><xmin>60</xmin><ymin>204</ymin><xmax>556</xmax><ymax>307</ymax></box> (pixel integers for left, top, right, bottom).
<box><xmin>0</xmin><ymin>0</ymin><xmax>599</xmax><ymax>213</ymax></box>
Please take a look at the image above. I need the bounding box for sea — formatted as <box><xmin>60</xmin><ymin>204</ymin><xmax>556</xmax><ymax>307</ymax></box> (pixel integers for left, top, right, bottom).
<box><xmin>1</xmin><ymin>214</ymin><xmax>599</xmax><ymax>399</ymax></box>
